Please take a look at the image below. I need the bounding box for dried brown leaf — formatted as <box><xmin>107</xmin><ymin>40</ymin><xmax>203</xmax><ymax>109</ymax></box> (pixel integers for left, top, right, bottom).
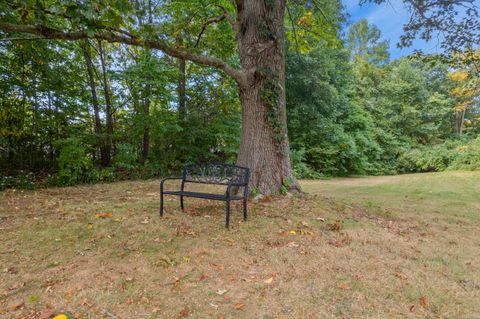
<box><xmin>95</xmin><ymin>212</ymin><xmax>113</xmax><ymax>218</ymax></box>
<box><xmin>233</xmin><ymin>303</ymin><xmax>245</xmax><ymax>310</ymax></box>
<box><xmin>177</xmin><ymin>308</ymin><xmax>189</xmax><ymax>318</ymax></box>
<box><xmin>338</xmin><ymin>283</ymin><xmax>351</xmax><ymax>290</ymax></box>
<box><xmin>419</xmin><ymin>295</ymin><xmax>429</xmax><ymax>308</ymax></box>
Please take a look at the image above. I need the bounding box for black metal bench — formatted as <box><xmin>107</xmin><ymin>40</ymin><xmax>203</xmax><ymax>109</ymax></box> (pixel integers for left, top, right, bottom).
<box><xmin>160</xmin><ymin>163</ymin><xmax>250</xmax><ymax>228</ymax></box>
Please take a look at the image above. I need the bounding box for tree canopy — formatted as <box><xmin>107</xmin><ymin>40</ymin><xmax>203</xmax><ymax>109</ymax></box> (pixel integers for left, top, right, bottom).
<box><xmin>0</xmin><ymin>0</ymin><xmax>479</xmax><ymax>191</ymax></box>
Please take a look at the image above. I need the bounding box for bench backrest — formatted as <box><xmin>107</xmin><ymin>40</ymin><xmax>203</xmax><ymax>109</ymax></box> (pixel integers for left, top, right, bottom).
<box><xmin>183</xmin><ymin>164</ymin><xmax>250</xmax><ymax>185</ymax></box>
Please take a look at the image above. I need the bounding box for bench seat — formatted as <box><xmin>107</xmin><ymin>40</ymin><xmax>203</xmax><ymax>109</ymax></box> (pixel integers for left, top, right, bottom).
<box><xmin>162</xmin><ymin>190</ymin><xmax>243</xmax><ymax>201</ymax></box>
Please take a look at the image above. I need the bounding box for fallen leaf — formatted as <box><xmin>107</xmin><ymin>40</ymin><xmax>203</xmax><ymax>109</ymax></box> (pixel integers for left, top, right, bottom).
<box><xmin>289</xmin><ymin>230</ymin><xmax>297</xmax><ymax>235</ymax></box>
<box><xmin>286</xmin><ymin>241</ymin><xmax>299</xmax><ymax>248</ymax></box>
<box><xmin>329</xmin><ymin>234</ymin><xmax>352</xmax><ymax>248</ymax></box>
<box><xmin>53</xmin><ymin>315</ymin><xmax>68</xmax><ymax>319</ymax></box>
<box><xmin>316</xmin><ymin>217</ymin><xmax>325</xmax><ymax>222</ymax></box>
<box><xmin>177</xmin><ymin>309</ymin><xmax>189</xmax><ymax>318</ymax></box>
<box><xmin>95</xmin><ymin>212</ymin><xmax>113</xmax><ymax>218</ymax></box>
<box><xmin>409</xmin><ymin>304</ymin><xmax>416</xmax><ymax>312</ymax></box>
<box><xmin>9</xmin><ymin>300</ymin><xmax>24</xmax><ymax>310</ymax></box>
<box><xmin>419</xmin><ymin>295</ymin><xmax>429</xmax><ymax>308</ymax></box>
<box><xmin>8</xmin><ymin>282</ymin><xmax>25</xmax><ymax>291</ymax></box>
<box><xmin>338</xmin><ymin>283</ymin><xmax>351</xmax><ymax>290</ymax></box>
<box><xmin>327</xmin><ymin>220</ymin><xmax>343</xmax><ymax>231</ymax></box>
<box><xmin>264</xmin><ymin>277</ymin><xmax>274</xmax><ymax>284</ymax></box>
<box><xmin>198</xmin><ymin>273</ymin><xmax>208</xmax><ymax>282</ymax></box>
<box><xmin>329</xmin><ymin>239</ymin><xmax>345</xmax><ymax>248</ymax></box>
<box><xmin>233</xmin><ymin>303</ymin><xmax>245</xmax><ymax>310</ymax></box>
<box><xmin>394</xmin><ymin>272</ymin><xmax>407</xmax><ymax>280</ymax></box>
<box><xmin>216</xmin><ymin>289</ymin><xmax>228</xmax><ymax>295</ymax></box>
<box><xmin>5</xmin><ymin>267</ymin><xmax>18</xmax><ymax>274</ymax></box>
<box><xmin>87</xmin><ymin>223</ymin><xmax>93</xmax><ymax>230</ymax></box>
<box><xmin>260</xmin><ymin>195</ymin><xmax>273</xmax><ymax>202</ymax></box>
<box><xmin>209</xmin><ymin>302</ymin><xmax>219</xmax><ymax>309</ymax></box>
<box><xmin>38</xmin><ymin>309</ymin><xmax>55</xmax><ymax>319</ymax></box>
<box><xmin>299</xmin><ymin>228</ymin><xmax>312</xmax><ymax>235</ymax></box>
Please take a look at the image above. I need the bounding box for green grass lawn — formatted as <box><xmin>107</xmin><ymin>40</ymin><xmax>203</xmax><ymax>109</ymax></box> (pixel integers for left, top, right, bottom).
<box><xmin>1</xmin><ymin>171</ymin><xmax>479</xmax><ymax>318</ymax></box>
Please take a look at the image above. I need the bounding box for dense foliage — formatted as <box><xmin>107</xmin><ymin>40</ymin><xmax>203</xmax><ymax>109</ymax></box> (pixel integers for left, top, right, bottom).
<box><xmin>0</xmin><ymin>2</ymin><xmax>479</xmax><ymax>190</ymax></box>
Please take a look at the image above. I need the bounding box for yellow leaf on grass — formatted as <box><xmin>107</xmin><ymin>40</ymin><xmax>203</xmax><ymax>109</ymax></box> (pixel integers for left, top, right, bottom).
<box><xmin>289</xmin><ymin>230</ymin><xmax>297</xmax><ymax>235</ymax></box>
<box><xmin>264</xmin><ymin>277</ymin><xmax>274</xmax><ymax>284</ymax></box>
<box><xmin>53</xmin><ymin>315</ymin><xmax>68</xmax><ymax>319</ymax></box>
<box><xmin>87</xmin><ymin>223</ymin><xmax>93</xmax><ymax>230</ymax></box>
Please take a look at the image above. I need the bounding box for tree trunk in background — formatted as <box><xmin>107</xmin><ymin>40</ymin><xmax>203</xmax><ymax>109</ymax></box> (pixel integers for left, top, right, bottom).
<box><xmin>455</xmin><ymin>109</ymin><xmax>466</xmax><ymax>135</ymax></box>
<box><xmin>141</xmin><ymin>86</ymin><xmax>150</xmax><ymax>163</ymax></box>
<box><xmin>82</xmin><ymin>41</ymin><xmax>109</xmax><ymax>166</ymax></box>
<box><xmin>137</xmin><ymin>0</ymin><xmax>152</xmax><ymax>164</ymax></box>
<box><xmin>178</xmin><ymin>57</ymin><xmax>186</xmax><ymax>119</ymax></box>
<box><xmin>176</xmin><ymin>34</ymin><xmax>187</xmax><ymax>120</ymax></box>
<box><xmin>98</xmin><ymin>40</ymin><xmax>113</xmax><ymax>166</ymax></box>
<box><xmin>234</xmin><ymin>0</ymin><xmax>300</xmax><ymax>194</ymax></box>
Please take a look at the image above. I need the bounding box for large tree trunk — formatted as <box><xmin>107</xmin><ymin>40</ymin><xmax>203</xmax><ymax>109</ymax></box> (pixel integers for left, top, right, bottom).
<box><xmin>235</xmin><ymin>0</ymin><xmax>300</xmax><ymax>195</ymax></box>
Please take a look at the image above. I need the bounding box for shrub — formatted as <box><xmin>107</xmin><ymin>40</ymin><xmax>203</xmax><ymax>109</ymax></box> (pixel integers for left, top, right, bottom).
<box><xmin>448</xmin><ymin>137</ymin><xmax>480</xmax><ymax>170</ymax></box>
<box><xmin>54</xmin><ymin>138</ymin><xmax>93</xmax><ymax>186</ymax></box>
<box><xmin>0</xmin><ymin>171</ymin><xmax>34</xmax><ymax>190</ymax></box>
<box><xmin>291</xmin><ymin>148</ymin><xmax>325</xmax><ymax>179</ymax></box>
<box><xmin>397</xmin><ymin>138</ymin><xmax>480</xmax><ymax>173</ymax></box>
<box><xmin>112</xmin><ymin>143</ymin><xmax>137</xmax><ymax>170</ymax></box>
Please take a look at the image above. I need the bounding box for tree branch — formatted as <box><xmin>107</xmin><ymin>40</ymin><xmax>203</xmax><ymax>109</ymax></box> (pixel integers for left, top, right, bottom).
<box><xmin>286</xmin><ymin>4</ymin><xmax>300</xmax><ymax>55</ymax></box>
<box><xmin>194</xmin><ymin>14</ymin><xmax>226</xmax><ymax>47</ymax></box>
<box><xmin>215</xmin><ymin>5</ymin><xmax>239</xmax><ymax>33</ymax></box>
<box><xmin>0</xmin><ymin>22</ymin><xmax>246</xmax><ymax>87</ymax></box>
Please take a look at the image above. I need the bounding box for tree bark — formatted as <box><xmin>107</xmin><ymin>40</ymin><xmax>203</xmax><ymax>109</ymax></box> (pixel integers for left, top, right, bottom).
<box><xmin>235</xmin><ymin>0</ymin><xmax>300</xmax><ymax>194</ymax></box>
<box><xmin>141</xmin><ymin>87</ymin><xmax>150</xmax><ymax>163</ymax></box>
<box><xmin>178</xmin><ymin>56</ymin><xmax>187</xmax><ymax>119</ymax></box>
<box><xmin>140</xmin><ymin>0</ymin><xmax>152</xmax><ymax>163</ymax></box>
<box><xmin>97</xmin><ymin>40</ymin><xmax>113</xmax><ymax>166</ymax></box>
<box><xmin>176</xmin><ymin>34</ymin><xmax>187</xmax><ymax>119</ymax></box>
<box><xmin>455</xmin><ymin>109</ymin><xmax>466</xmax><ymax>135</ymax></box>
<box><xmin>82</xmin><ymin>41</ymin><xmax>109</xmax><ymax>166</ymax></box>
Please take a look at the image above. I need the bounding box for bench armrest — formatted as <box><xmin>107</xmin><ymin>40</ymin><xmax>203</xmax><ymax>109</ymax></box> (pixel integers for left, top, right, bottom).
<box><xmin>160</xmin><ymin>177</ymin><xmax>184</xmax><ymax>192</ymax></box>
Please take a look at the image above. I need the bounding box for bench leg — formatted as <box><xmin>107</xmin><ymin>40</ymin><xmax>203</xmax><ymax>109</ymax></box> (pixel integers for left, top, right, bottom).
<box><xmin>243</xmin><ymin>197</ymin><xmax>247</xmax><ymax>221</ymax></box>
<box><xmin>160</xmin><ymin>192</ymin><xmax>164</xmax><ymax>217</ymax></box>
<box><xmin>225</xmin><ymin>199</ymin><xmax>230</xmax><ymax>228</ymax></box>
<box><xmin>180</xmin><ymin>196</ymin><xmax>184</xmax><ymax>211</ymax></box>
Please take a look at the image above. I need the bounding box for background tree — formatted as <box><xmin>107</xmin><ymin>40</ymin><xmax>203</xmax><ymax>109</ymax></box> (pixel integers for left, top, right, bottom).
<box><xmin>362</xmin><ymin>0</ymin><xmax>480</xmax><ymax>51</ymax></box>
<box><xmin>347</xmin><ymin>19</ymin><xmax>389</xmax><ymax>65</ymax></box>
